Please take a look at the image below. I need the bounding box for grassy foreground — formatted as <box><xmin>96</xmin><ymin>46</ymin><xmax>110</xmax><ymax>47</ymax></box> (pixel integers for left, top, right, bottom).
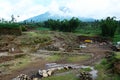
<box><xmin>95</xmin><ymin>58</ymin><xmax>120</xmax><ymax>80</ymax></box>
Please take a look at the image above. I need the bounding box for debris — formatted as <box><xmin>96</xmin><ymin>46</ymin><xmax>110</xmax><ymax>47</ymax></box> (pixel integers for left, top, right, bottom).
<box><xmin>79</xmin><ymin>72</ymin><xmax>92</xmax><ymax>80</ymax></box>
<box><xmin>84</xmin><ymin>40</ymin><xmax>93</xmax><ymax>43</ymax></box>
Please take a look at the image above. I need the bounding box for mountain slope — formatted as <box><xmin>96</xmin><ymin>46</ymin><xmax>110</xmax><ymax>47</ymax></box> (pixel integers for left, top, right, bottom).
<box><xmin>24</xmin><ymin>7</ymin><xmax>95</xmax><ymax>22</ymax></box>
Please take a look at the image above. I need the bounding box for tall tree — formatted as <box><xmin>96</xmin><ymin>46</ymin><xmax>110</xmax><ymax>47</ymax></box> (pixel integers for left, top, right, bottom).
<box><xmin>11</xmin><ymin>14</ymin><xmax>15</xmax><ymax>22</ymax></box>
<box><xmin>100</xmin><ymin>17</ymin><xmax>118</xmax><ymax>37</ymax></box>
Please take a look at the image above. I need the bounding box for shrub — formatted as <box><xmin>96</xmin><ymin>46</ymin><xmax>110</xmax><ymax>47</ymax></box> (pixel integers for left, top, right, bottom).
<box><xmin>0</xmin><ymin>23</ymin><xmax>20</xmax><ymax>29</ymax></box>
<box><xmin>100</xmin><ymin>17</ymin><xmax>118</xmax><ymax>37</ymax></box>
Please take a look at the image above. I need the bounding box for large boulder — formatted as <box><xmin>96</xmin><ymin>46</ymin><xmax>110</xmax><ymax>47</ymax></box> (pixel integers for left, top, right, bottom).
<box><xmin>47</xmin><ymin>70</ymin><xmax>53</xmax><ymax>76</ymax></box>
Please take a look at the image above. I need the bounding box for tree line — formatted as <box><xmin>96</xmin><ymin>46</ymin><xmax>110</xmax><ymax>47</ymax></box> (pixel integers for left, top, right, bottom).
<box><xmin>0</xmin><ymin>16</ymin><xmax>120</xmax><ymax>38</ymax></box>
<box><xmin>42</xmin><ymin>17</ymin><xmax>120</xmax><ymax>38</ymax></box>
<box><xmin>100</xmin><ymin>17</ymin><xmax>119</xmax><ymax>37</ymax></box>
<box><xmin>44</xmin><ymin>17</ymin><xmax>80</xmax><ymax>32</ymax></box>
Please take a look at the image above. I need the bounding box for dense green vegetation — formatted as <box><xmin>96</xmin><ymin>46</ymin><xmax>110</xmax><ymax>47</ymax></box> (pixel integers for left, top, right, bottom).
<box><xmin>40</xmin><ymin>17</ymin><xmax>119</xmax><ymax>40</ymax></box>
<box><xmin>100</xmin><ymin>17</ymin><xmax>118</xmax><ymax>37</ymax></box>
<box><xmin>0</xmin><ymin>16</ymin><xmax>120</xmax><ymax>42</ymax></box>
<box><xmin>75</xmin><ymin>21</ymin><xmax>101</xmax><ymax>36</ymax></box>
<box><xmin>95</xmin><ymin>52</ymin><xmax>120</xmax><ymax>80</ymax></box>
<box><xmin>95</xmin><ymin>60</ymin><xmax>120</xmax><ymax>80</ymax></box>
<box><xmin>44</xmin><ymin>17</ymin><xmax>80</xmax><ymax>32</ymax></box>
<box><xmin>0</xmin><ymin>23</ymin><xmax>20</xmax><ymax>29</ymax></box>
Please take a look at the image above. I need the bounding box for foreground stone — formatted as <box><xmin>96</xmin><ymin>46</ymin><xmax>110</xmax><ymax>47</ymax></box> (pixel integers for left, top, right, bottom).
<box><xmin>79</xmin><ymin>72</ymin><xmax>92</xmax><ymax>80</ymax></box>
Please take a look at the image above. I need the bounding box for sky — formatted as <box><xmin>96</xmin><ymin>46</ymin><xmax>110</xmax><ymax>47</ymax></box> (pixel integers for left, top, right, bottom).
<box><xmin>0</xmin><ymin>0</ymin><xmax>120</xmax><ymax>21</ymax></box>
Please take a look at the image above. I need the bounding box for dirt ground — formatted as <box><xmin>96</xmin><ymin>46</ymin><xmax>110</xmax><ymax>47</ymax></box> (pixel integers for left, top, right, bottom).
<box><xmin>0</xmin><ymin>44</ymin><xmax>111</xmax><ymax>80</ymax></box>
<box><xmin>0</xmin><ymin>32</ymin><xmax>112</xmax><ymax>80</ymax></box>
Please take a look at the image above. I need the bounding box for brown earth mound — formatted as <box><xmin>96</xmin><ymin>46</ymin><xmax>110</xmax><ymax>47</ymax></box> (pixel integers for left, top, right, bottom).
<box><xmin>77</xmin><ymin>35</ymin><xmax>111</xmax><ymax>43</ymax></box>
<box><xmin>0</xmin><ymin>56</ymin><xmax>14</xmax><ymax>63</ymax></box>
<box><xmin>0</xmin><ymin>28</ymin><xmax>21</xmax><ymax>35</ymax></box>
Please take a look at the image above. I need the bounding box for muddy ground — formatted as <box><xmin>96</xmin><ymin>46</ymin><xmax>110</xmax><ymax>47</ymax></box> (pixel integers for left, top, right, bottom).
<box><xmin>0</xmin><ymin>31</ymin><xmax>112</xmax><ymax>80</ymax></box>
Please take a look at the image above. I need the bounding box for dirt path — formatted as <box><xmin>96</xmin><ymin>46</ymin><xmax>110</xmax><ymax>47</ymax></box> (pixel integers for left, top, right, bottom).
<box><xmin>80</xmin><ymin>43</ymin><xmax>111</xmax><ymax>65</ymax></box>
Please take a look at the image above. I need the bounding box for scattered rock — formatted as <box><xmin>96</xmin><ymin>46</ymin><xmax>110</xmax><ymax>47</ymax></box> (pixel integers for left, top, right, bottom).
<box><xmin>42</xmin><ymin>72</ymin><xmax>48</xmax><ymax>78</ymax></box>
<box><xmin>33</xmin><ymin>78</ymin><xmax>39</xmax><ymax>80</ymax></box>
<box><xmin>79</xmin><ymin>72</ymin><xmax>92</xmax><ymax>80</ymax></box>
<box><xmin>13</xmin><ymin>74</ymin><xmax>31</xmax><ymax>80</ymax></box>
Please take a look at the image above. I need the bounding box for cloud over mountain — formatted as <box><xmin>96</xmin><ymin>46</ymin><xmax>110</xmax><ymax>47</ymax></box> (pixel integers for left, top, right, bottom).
<box><xmin>0</xmin><ymin>0</ymin><xmax>120</xmax><ymax>21</ymax></box>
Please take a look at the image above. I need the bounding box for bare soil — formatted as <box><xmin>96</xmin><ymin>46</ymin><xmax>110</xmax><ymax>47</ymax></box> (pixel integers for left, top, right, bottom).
<box><xmin>0</xmin><ymin>32</ymin><xmax>112</xmax><ymax>80</ymax></box>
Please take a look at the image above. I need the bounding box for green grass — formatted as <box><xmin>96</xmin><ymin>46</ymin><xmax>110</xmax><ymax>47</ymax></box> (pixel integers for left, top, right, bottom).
<box><xmin>74</xmin><ymin>27</ymin><xmax>101</xmax><ymax>36</ymax></box>
<box><xmin>95</xmin><ymin>60</ymin><xmax>111</xmax><ymax>80</ymax></box>
<box><xmin>113</xmin><ymin>74</ymin><xmax>120</xmax><ymax>80</ymax></box>
<box><xmin>41</xmin><ymin>73</ymin><xmax>78</xmax><ymax>80</ymax></box>
<box><xmin>10</xmin><ymin>55</ymin><xmax>31</xmax><ymax>70</ymax></box>
<box><xmin>67</xmin><ymin>55</ymin><xmax>91</xmax><ymax>62</ymax></box>
<box><xmin>26</xmin><ymin>31</ymin><xmax>38</xmax><ymax>36</ymax></box>
<box><xmin>80</xmin><ymin>67</ymin><xmax>92</xmax><ymax>72</ymax></box>
<box><xmin>113</xmin><ymin>34</ymin><xmax>120</xmax><ymax>42</ymax></box>
<box><xmin>45</xmin><ymin>55</ymin><xmax>61</xmax><ymax>62</ymax></box>
<box><xmin>0</xmin><ymin>23</ymin><xmax>20</xmax><ymax>29</ymax></box>
<box><xmin>36</xmin><ymin>27</ymin><xmax>50</xmax><ymax>31</ymax></box>
<box><xmin>20</xmin><ymin>31</ymin><xmax>51</xmax><ymax>45</ymax></box>
<box><xmin>115</xmin><ymin>52</ymin><xmax>120</xmax><ymax>59</ymax></box>
<box><xmin>45</xmin><ymin>54</ymin><xmax>91</xmax><ymax>63</ymax></box>
<box><xmin>95</xmin><ymin>58</ymin><xmax>120</xmax><ymax>80</ymax></box>
<box><xmin>0</xmin><ymin>55</ymin><xmax>31</xmax><ymax>73</ymax></box>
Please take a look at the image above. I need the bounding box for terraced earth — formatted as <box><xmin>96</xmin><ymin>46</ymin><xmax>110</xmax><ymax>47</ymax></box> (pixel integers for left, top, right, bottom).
<box><xmin>0</xmin><ymin>31</ymin><xmax>112</xmax><ymax>80</ymax></box>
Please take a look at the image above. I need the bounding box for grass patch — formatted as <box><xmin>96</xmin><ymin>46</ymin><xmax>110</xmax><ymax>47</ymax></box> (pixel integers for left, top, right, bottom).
<box><xmin>0</xmin><ymin>55</ymin><xmax>31</xmax><ymax>74</ymax></box>
<box><xmin>0</xmin><ymin>23</ymin><xmax>20</xmax><ymax>29</ymax></box>
<box><xmin>20</xmin><ymin>31</ymin><xmax>51</xmax><ymax>45</ymax></box>
<box><xmin>74</xmin><ymin>27</ymin><xmax>100</xmax><ymax>36</ymax></box>
<box><xmin>67</xmin><ymin>55</ymin><xmax>91</xmax><ymax>62</ymax></box>
<box><xmin>113</xmin><ymin>34</ymin><xmax>120</xmax><ymax>42</ymax></box>
<box><xmin>23</xmin><ymin>31</ymin><xmax>51</xmax><ymax>37</ymax></box>
<box><xmin>45</xmin><ymin>54</ymin><xmax>91</xmax><ymax>63</ymax></box>
<box><xmin>95</xmin><ymin>58</ymin><xmax>120</xmax><ymax>80</ymax></box>
<box><xmin>36</xmin><ymin>27</ymin><xmax>50</xmax><ymax>31</ymax></box>
<box><xmin>41</xmin><ymin>73</ymin><xmax>77</xmax><ymax>80</ymax></box>
<box><xmin>55</xmin><ymin>69</ymin><xmax>71</xmax><ymax>73</ymax></box>
<box><xmin>45</xmin><ymin>55</ymin><xmax>61</xmax><ymax>62</ymax></box>
<box><xmin>10</xmin><ymin>55</ymin><xmax>31</xmax><ymax>70</ymax></box>
<box><xmin>80</xmin><ymin>67</ymin><xmax>92</xmax><ymax>72</ymax></box>
<box><xmin>115</xmin><ymin>52</ymin><xmax>120</xmax><ymax>59</ymax></box>
<box><xmin>95</xmin><ymin>61</ymin><xmax>111</xmax><ymax>80</ymax></box>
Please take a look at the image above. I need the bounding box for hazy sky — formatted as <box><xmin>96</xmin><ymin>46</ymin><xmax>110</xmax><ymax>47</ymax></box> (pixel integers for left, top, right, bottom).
<box><xmin>0</xmin><ymin>0</ymin><xmax>120</xmax><ymax>21</ymax></box>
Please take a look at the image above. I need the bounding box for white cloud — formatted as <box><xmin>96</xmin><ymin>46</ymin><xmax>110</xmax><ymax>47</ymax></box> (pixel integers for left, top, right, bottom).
<box><xmin>65</xmin><ymin>0</ymin><xmax>120</xmax><ymax>19</ymax></box>
<box><xmin>0</xmin><ymin>0</ymin><xmax>120</xmax><ymax>21</ymax></box>
<box><xmin>47</xmin><ymin>0</ymin><xmax>72</xmax><ymax>16</ymax></box>
<box><xmin>0</xmin><ymin>0</ymin><xmax>48</xmax><ymax>21</ymax></box>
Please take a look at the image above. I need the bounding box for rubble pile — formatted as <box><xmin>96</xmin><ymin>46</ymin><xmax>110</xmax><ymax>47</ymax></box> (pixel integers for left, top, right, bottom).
<box><xmin>13</xmin><ymin>65</ymin><xmax>74</xmax><ymax>80</ymax></box>
<box><xmin>79</xmin><ymin>72</ymin><xmax>92</xmax><ymax>80</ymax></box>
